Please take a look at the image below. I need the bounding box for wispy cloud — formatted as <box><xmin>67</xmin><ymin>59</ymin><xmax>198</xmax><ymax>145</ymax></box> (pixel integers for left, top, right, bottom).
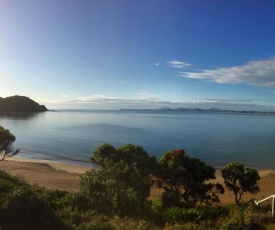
<box><xmin>167</xmin><ymin>60</ymin><xmax>192</xmax><ymax>69</ymax></box>
<box><xmin>49</xmin><ymin>94</ymin><xmax>181</xmax><ymax>109</ymax></box>
<box><xmin>179</xmin><ymin>58</ymin><xmax>275</xmax><ymax>87</ymax></box>
<box><xmin>194</xmin><ymin>98</ymin><xmax>275</xmax><ymax>105</ymax></box>
<box><xmin>136</xmin><ymin>92</ymin><xmax>158</xmax><ymax>100</ymax></box>
<box><xmin>54</xmin><ymin>95</ymin><xmax>160</xmax><ymax>105</ymax></box>
<box><xmin>154</xmin><ymin>63</ymin><xmax>160</xmax><ymax>66</ymax></box>
<box><xmin>45</xmin><ymin>94</ymin><xmax>275</xmax><ymax>111</ymax></box>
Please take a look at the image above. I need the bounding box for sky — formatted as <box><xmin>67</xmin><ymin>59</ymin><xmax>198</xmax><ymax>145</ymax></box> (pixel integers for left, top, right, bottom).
<box><xmin>1</xmin><ymin>0</ymin><xmax>275</xmax><ymax>111</ymax></box>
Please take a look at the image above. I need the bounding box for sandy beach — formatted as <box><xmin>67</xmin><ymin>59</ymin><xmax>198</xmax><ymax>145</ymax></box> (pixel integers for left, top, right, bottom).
<box><xmin>151</xmin><ymin>170</ymin><xmax>275</xmax><ymax>204</ymax></box>
<box><xmin>1</xmin><ymin>157</ymin><xmax>275</xmax><ymax>204</ymax></box>
<box><xmin>0</xmin><ymin>157</ymin><xmax>92</xmax><ymax>191</ymax></box>
<box><xmin>215</xmin><ymin>169</ymin><xmax>275</xmax><ymax>204</ymax></box>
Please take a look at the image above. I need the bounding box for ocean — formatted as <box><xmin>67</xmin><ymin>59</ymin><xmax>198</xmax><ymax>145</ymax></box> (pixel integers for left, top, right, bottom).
<box><xmin>1</xmin><ymin>109</ymin><xmax>275</xmax><ymax>169</ymax></box>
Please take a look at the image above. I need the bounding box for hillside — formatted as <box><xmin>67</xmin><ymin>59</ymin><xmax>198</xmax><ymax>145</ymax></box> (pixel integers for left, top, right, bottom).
<box><xmin>0</xmin><ymin>96</ymin><xmax>48</xmax><ymax>113</ymax></box>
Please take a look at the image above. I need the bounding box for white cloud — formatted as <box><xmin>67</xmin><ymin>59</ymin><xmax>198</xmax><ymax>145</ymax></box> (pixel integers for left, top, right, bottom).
<box><xmin>136</xmin><ymin>92</ymin><xmax>158</xmax><ymax>100</ymax></box>
<box><xmin>179</xmin><ymin>58</ymin><xmax>275</xmax><ymax>87</ymax></box>
<box><xmin>154</xmin><ymin>63</ymin><xmax>160</xmax><ymax>66</ymax></box>
<box><xmin>57</xmin><ymin>95</ymin><xmax>162</xmax><ymax>105</ymax></box>
<box><xmin>44</xmin><ymin>94</ymin><xmax>275</xmax><ymax>111</ymax></box>
<box><xmin>167</xmin><ymin>60</ymin><xmax>192</xmax><ymax>69</ymax></box>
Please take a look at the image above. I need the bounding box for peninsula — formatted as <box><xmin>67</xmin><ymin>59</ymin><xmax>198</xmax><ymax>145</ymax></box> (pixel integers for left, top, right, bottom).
<box><xmin>0</xmin><ymin>96</ymin><xmax>48</xmax><ymax>113</ymax></box>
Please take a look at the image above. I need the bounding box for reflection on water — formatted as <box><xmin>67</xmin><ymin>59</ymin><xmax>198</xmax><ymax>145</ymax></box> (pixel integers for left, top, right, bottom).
<box><xmin>0</xmin><ymin>112</ymin><xmax>41</xmax><ymax>120</ymax></box>
<box><xmin>1</xmin><ymin>110</ymin><xmax>275</xmax><ymax>169</ymax></box>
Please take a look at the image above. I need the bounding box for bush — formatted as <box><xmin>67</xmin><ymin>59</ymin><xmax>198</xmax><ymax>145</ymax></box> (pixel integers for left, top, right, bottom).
<box><xmin>109</xmin><ymin>216</ymin><xmax>159</xmax><ymax>230</ymax></box>
<box><xmin>201</xmin><ymin>206</ymin><xmax>230</xmax><ymax>220</ymax></box>
<box><xmin>162</xmin><ymin>190</ymin><xmax>181</xmax><ymax>209</ymax></box>
<box><xmin>164</xmin><ymin>207</ymin><xmax>202</xmax><ymax>223</ymax></box>
<box><xmin>156</xmin><ymin>149</ymin><xmax>224</xmax><ymax>209</ymax></box>
<box><xmin>163</xmin><ymin>205</ymin><xmax>231</xmax><ymax>224</ymax></box>
<box><xmin>0</xmin><ymin>178</ymin><xmax>15</xmax><ymax>193</ymax></box>
<box><xmin>0</xmin><ymin>170</ymin><xmax>67</xmax><ymax>228</ymax></box>
<box><xmin>150</xmin><ymin>199</ymin><xmax>165</xmax><ymax>225</ymax></box>
<box><xmin>81</xmin><ymin>144</ymin><xmax>157</xmax><ymax>217</ymax></box>
<box><xmin>221</xmin><ymin>162</ymin><xmax>260</xmax><ymax>205</ymax></box>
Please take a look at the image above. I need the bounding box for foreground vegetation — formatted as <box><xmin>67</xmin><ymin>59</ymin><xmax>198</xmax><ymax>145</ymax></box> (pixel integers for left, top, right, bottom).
<box><xmin>0</xmin><ymin>137</ymin><xmax>269</xmax><ymax>229</ymax></box>
<box><xmin>0</xmin><ymin>168</ymin><xmax>273</xmax><ymax>229</ymax></box>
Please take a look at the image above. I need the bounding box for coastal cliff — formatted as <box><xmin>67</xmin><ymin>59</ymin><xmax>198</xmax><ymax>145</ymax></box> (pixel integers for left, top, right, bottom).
<box><xmin>0</xmin><ymin>96</ymin><xmax>48</xmax><ymax>113</ymax></box>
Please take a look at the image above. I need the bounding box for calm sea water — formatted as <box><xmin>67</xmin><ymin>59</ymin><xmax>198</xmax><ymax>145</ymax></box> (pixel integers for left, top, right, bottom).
<box><xmin>1</xmin><ymin>110</ymin><xmax>275</xmax><ymax>169</ymax></box>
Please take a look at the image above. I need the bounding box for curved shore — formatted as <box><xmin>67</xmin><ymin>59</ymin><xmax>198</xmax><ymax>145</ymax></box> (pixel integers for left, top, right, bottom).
<box><xmin>1</xmin><ymin>157</ymin><xmax>92</xmax><ymax>191</ymax></box>
<box><xmin>1</xmin><ymin>157</ymin><xmax>275</xmax><ymax>204</ymax></box>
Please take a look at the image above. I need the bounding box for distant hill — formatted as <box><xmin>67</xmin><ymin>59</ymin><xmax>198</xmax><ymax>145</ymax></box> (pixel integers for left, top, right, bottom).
<box><xmin>0</xmin><ymin>96</ymin><xmax>48</xmax><ymax>113</ymax></box>
<box><xmin>120</xmin><ymin>107</ymin><xmax>275</xmax><ymax>115</ymax></box>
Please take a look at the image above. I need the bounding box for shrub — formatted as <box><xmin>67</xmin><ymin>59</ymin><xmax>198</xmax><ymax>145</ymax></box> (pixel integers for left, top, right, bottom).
<box><xmin>150</xmin><ymin>199</ymin><xmax>165</xmax><ymax>225</ymax></box>
<box><xmin>221</xmin><ymin>162</ymin><xmax>260</xmax><ymax>205</ymax></box>
<box><xmin>156</xmin><ymin>149</ymin><xmax>224</xmax><ymax>208</ymax></box>
<box><xmin>0</xmin><ymin>170</ymin><xmax>66</xmax><ymax>228</ymax></box>
<box><xmin>0</xmin><ymin>125</ymin><xmax>16</xmax><ymax>160</ymax></box>
<box><xmin>200</xmin><ymin>206</ymin><xmax>230</xmax><ymax>220</ymax></box>
<box><xmin>81</xmin><ymin>144</ymin><xmax>157</xmax><ymax>217</ymax></box>
<box><xmin>0</xmin><ymin>178</ymin><xmax>15</xmax><ymax>193</ymax></box>
<box><xmin>164</xmin><ymin>207</ymin><xmax>202</xmax><ymax>223</ymax></box>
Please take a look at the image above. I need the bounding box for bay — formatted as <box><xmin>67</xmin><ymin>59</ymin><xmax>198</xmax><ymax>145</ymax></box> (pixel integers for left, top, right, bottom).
<box><xmin>1</xmin><ymin>110</ymin><xmax>275</xmax><ymax>169</ymax></box>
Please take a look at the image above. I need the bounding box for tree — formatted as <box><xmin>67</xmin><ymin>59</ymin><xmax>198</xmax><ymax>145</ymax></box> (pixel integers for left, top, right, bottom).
<box><xmin>0</xmin><ymin>126</ymin><xmax>16</xmax><ymax>160</ymax></box>
<box><xmin>221</xmin><ymin>162</ymin><xmax>260</xmax><ymax>205</ymax></box>
<box><xmin>81</xmin><ymin>143</ymin><xmax>157</xmax><ymax>216</ymax></box>
<box><xmin>156</xmin><ymin>149</ymin><xmax>224</xmax><ymax>208</ymax></box>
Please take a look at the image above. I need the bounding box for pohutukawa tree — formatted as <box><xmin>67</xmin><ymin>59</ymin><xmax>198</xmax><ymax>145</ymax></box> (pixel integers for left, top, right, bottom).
<box><xmin>0</xmin><ymin>126</ymin><xmax>16</xmax><ymax>160</ymax></box>
<box><xmin>221</xmin><ymin>162</ymin><xmax>260</xmax><ymax>205</ymax></box>
<box><xmin>80</xmin><ymin>143</ymin><xmax>157</xmax><ymax>217</ymax></box>
<box><xmin>156</xmin><ymin>148</ymin><xmax>224</xmax><ymax>208</ymax></box>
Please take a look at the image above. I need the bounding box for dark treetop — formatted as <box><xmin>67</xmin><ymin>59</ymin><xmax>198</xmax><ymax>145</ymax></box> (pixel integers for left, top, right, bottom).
<box><xmin>0</xmin><ymin>96</ymin><xmax>48</xmax><ymax>113</ymax></box>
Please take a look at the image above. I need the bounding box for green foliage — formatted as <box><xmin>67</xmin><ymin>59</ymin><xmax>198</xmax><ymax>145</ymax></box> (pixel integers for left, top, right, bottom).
<box><xmin>221</xmin><ymin>162</ymin><xmax>260</xmax><ymax>205</ymax></box>
<box><xmin>149</xmin><ymin>199</ymin><xmax>165</xmax><ymax>225</ymax></box>
<box><xmin>0</xmin><ymin>178</ymin><xmax>15</xmax><ymax>193</ymax></box>
<box><xmin>219</xmin><ymin>206</ymin><xmax>263</xmax><ymax>230</ymax></box>
<box><xmin>0</xmin><ymin>143</ymin><xmax>271</xmax><ymax>229</ymax></box>
<box><xmin>162</xmin><ymin>190</ymin><xmax>181</xmax><ymax>209</ymax></box>
<box><xmin>0</xmin><ymin>170</ymin><xmax>24</xmax><ymax>193</ymax></box>
<box><xmin>80</xmin><ymin>169</ymin><xmax>120</xmax><ymax>214</ymax></box>
<box><xmin>0</xmin><ymin>125</ymin><xmax>16</xmax><ymax>159</ymax></box>
<box><xmin>81</xmin><ymin>143</ymin><xmax>157</xmax><ymax>217</ymax></box>
<box><xmin>162</xmin><ymin>205</ymin><xmax>267</xmax><ymax>230</ymax></box>
<box><xmin>200</xmin><ymin>206</ymin><xmax>230</xmax><ymax>220</ymax></box>
<box><xmin>109</xmin><ymin>216</ymin><xmax>159</xmax><ymax>230</ymax></box>
<box><xmin>164</xmin><ymin>206</ymin><xmax>231</xmax><ymax>224</ymax></box>
<box><xmin>0</xmin><ymin>167</ymin><xmax>271</xmax><ymax>229</ymax></box>
<box><xmin>0</xmin><ymin>170</ymin><xmax>66</xmax><ymax>229</ymax></box>
<box><xmin>156</xmin><ymin>149</ymin><xmax>224</xmax><ymax>208</ymax></box>
<box><xmin>60</xmin><ymin>208</ymin><xmax>113</xmax><ymax>230</ymax></box>
<box><xmin>164</xmin><ymin>207</ymin><xmax>201</xmax><ymax>223</ymax></box>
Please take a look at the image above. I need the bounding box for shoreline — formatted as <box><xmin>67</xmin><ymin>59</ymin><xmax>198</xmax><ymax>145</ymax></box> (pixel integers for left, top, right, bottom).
<box><xmin>0</xmin><ymin>157</ymin><xmax>93</xmax><ymax>192</ymax></box>
<box><xmin>4</xmin><ymin>156</ymin><xmax>93</xmax><ymax>174</ymax></box>
<box><xmin>1</xmin><ymin>157</ymin><xmax>275</xmax><ymax>204</ymax></box>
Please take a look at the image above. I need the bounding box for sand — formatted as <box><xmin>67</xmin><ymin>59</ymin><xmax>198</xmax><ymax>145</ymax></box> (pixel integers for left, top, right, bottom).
<box><xmin>148</xmin><ymin>169</ymin><xmax>275</xmax><ymax>204</ymax></box>
<box><xmin>215</xmin><ymin>169</ymin><xmax>275</xmax><ymax>204</ymax></box>
<box><xmin>1</xmin><ymin>157</ymin><xmax>275</xmax><ymax>204</ymax></box>
<box><xmin>0</xmin><ymin>157</ymin><xmax>92</xmax><ymax>191</ymax></box>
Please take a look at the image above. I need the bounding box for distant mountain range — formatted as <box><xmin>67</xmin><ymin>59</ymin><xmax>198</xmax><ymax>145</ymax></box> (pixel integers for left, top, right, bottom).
<box><xmin>120</xmin><ymin>107</ymin><xmax>275</xmax><ymax>114</ymax></box>
<box><xmin>0</xmin><ymin>96</ymin><xmax>48</xmax><ymax>113</ymax></box>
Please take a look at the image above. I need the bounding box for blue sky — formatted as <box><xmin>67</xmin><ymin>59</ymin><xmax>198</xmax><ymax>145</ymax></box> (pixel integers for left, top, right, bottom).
<box><xmin>1</xmin><ymin>0</ymin><xmax>275</xmax><ymax>111</ymax></box>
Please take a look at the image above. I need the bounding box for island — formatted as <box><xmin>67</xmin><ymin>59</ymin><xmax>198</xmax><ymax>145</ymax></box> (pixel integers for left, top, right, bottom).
<box><xmin>0</xmin><ymin>95</ymin><xmax>48</xmax><ymax>113</ymax></box>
